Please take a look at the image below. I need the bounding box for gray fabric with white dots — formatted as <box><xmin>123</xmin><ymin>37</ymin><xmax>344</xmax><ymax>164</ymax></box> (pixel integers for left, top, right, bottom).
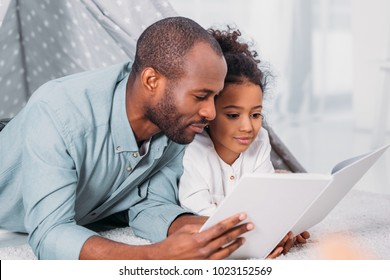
<box><xmin>0</xmin><ymin>0</ymin><xmax>177</xmax><ymax>118</ymax></box>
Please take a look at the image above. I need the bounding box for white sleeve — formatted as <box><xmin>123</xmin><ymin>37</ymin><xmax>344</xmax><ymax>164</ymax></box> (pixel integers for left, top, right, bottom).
<box><xmin>179</xmin><ymin>146</ymin><xmax>217</xmax><ymax>216</ymax></box>
<box><xmin>252</xmin><ymin>127</ymin><xmax>275</xmax><ymax>173</ymax></box>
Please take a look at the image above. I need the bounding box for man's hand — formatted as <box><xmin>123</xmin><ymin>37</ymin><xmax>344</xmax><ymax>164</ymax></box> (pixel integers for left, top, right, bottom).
<box><xmin>152</xmin><ymin>212</ymin><xmax>253</xmax><ymax>259</ymax></box>
<box><xmin>80</xmin><ymin>212</ymin><xmax>252</xmax><ymax>260</ymax></box>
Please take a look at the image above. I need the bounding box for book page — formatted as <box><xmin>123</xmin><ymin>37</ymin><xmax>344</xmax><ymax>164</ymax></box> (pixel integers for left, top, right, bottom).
<box><xmin>331</xmin><ymin>153</ymin><xmax>367</xmax><ymax>174</ymax></box>
<box><xmin>200</xmin><ymin>173</ymin><xmax>331</xmax><ymax>259</ymax></box>
<box><xmin>292</xmin><ymin>144</ymin><xmax>389</xmax><ymax>236</ymax></box>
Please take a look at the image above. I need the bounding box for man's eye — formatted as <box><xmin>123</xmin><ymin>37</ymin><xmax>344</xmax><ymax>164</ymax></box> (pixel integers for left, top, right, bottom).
<box><xmin>195</xmin><ymin>95</ymin><xmax>207</xmax><ymax>100</ymax></box>
<box><xmin>226</xmin><ymin>114</ymin><xmax>239</xmax><ymax>119</ymax></box>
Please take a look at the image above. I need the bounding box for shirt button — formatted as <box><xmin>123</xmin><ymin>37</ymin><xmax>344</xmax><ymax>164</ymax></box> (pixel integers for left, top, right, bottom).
<box><xmin>127</xmin><ymin>166</ymin><xmax>133</xmax><ymax>172</ymax></box>
<box><xmin>132</xmin><ymin>152</ymin><xmax>138</xmax><ymax>158</ymax></box>
<box><xmin>116</xmin><ymin>146</ymin><xmax>121</xmax><ymax>152</ymax></box>
<box><xmin>230</xmin><ymin>175</ymin><xmax>235</xmax><ymax>180</ymax></box>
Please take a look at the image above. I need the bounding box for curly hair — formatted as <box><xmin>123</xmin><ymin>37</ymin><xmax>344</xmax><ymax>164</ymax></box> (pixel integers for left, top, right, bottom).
<box><xmin>132</xmin><ymin>17</ymin><xmax>223</xmax><ymax>81</ymax></box>
<box><xmin>208</xmin><ymin>27</ymin><xmax>268</xmax><ymax>93</ymax></box>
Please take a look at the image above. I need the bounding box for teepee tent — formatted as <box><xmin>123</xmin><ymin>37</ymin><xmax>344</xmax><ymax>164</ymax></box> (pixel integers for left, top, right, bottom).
<box><xmin>0</xmin><ymin>0</ymin><xmax>305</xmax><ymax>172</ymax></box>
<box><xmin>0</xmin><ymin>0</ymin><xmax>176</xmax><ymax>118</ymax></box>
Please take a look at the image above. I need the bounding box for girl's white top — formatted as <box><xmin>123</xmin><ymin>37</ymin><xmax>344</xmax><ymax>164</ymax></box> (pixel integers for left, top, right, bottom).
<box><xmin>179</xmin><ymin>127</ymin><xmax>274</xmax><ymax>216</ymax></box>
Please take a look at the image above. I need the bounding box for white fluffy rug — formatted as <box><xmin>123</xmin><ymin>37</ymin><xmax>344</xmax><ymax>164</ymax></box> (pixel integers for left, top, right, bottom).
<box><xmin>1</xmin><ymin>190</ymin><xmax>389</xmax><ymax>260</ymax></box>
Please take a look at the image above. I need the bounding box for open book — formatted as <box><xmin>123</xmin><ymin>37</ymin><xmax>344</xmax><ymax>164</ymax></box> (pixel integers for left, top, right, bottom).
<box><xmin>200</xmin><ymin>144</ymin><xmax>389</xmax><ymax>259</ymax></box>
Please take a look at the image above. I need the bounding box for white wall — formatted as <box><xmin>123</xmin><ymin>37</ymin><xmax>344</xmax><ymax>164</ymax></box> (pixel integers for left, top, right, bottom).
<box><xmin>169</xmin><ymin>0</ymin><xmax>296</xmax><ymax>118</ymax></box>
<box><xmin>171</xmin><ymin>0</ymin><xmax>390</xmax><ymax>139</ymax></box>
<box><xmin>351</xmin><ymin>0</ymin><xmax>390</xmax><ymax>132</ymax></box>
<box><xmin>169</xmin><ymin>0</ymin><xmax>292</xmax><ymax>76</ymax></box>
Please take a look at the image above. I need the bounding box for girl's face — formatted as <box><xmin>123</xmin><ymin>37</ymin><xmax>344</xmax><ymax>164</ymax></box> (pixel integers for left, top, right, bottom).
<box><xmin>208</xmin><ymin>82</ymin><xmax>263</xmax><ymax>165</ymax></box>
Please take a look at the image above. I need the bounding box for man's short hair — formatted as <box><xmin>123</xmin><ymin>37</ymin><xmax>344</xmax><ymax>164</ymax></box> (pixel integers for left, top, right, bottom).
<box><xmin>132</xmin><ymin>16</ymin><xmax>223</xmax><ymax>80</ymax></box>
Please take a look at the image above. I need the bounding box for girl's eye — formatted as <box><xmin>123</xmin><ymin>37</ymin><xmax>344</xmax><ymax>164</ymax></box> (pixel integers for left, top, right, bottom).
<box><xmin>226</xmin><ymin>113</ymin><xmax>239</xmax><ymax>119</ymax></box>
<box><xmin>251</xmin><ymin>113</ymin><xmax>264</xmax><ymax>119</ymax></box>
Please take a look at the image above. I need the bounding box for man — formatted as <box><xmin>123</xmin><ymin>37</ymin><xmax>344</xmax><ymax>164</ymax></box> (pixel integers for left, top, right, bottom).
<box><xmin>0</xmin><ymin>16</ymin><xmax>255</xmax><ymax>260</ymax></box>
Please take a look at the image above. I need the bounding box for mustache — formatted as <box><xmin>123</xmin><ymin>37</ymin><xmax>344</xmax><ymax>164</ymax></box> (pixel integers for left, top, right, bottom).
<box><xmin>189</xmin><ymin>118</ymin><xmax>209</xmax><ymax>126</ymax></box>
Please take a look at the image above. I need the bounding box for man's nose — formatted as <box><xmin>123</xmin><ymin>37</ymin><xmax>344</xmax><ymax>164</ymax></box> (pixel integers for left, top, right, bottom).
<box><xmin>199</xmin><ymin>98</ymin><xmax>216</xmax><ymax>121</ymax></box>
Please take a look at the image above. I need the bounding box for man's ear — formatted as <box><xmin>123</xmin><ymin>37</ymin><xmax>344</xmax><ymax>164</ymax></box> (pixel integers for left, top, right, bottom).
<box><xmin>140</xmin><ymin>67</ymin><xmax>162</xmax><ymax>94</ymax></box>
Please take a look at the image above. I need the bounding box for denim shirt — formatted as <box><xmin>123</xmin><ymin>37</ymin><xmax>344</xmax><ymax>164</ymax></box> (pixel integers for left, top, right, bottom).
<box><xmin>0</xmin><ymin>62</ymin><xmax>190</xmax><ymax>259</ymax></box>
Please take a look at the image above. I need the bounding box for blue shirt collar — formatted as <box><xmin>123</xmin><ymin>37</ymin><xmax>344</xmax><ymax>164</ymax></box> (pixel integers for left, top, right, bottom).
<box><xmin>110</xmin><ymin>64</ymin><xmax>139</xmax><ymax>153</ymax></box>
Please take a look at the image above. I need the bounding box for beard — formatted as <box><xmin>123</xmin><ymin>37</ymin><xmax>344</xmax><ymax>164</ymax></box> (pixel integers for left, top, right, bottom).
<box><xmin>145</xmin><ymin>87</ymin><xmax>207</xmax><ymax>144</ymax></box>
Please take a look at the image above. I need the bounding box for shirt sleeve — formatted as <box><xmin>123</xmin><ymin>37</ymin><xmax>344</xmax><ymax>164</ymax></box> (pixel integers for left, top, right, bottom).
<box><xmin>128</xmin><ymin>144</ymin><xmax>195</xmax><ymax>242</ymax></box>
<box><xmin>22</xmin><ymin>101</ymin><xmax>98</xmax><ymax>259</ymax></box>
<box><xmin>252</xmin><ymin>128</ymin><xmax>275</xmax><ymax>173</ymax></box>
<box><xmin>179</xmin><ymin>148</ymin><xmax>217</xmax><ymax>216</ymax></box>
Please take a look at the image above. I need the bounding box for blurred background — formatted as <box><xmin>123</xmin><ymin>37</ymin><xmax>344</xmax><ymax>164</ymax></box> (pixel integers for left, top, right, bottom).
<box><xmin>1</xmin><ymin>0</ymin><xmax>389</xmax><ymax>194</ymax></box>
<box><xmin>170</xmin><ymin>0</ymin><xmax>390</xmax><ymax>195</ymax></box>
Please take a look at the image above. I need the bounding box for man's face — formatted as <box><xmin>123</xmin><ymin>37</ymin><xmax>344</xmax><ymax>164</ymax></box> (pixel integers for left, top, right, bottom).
<box><xmin>146</xmin><ymin>43</ymin><xmax>227</xmax><ymax>144</ymax></box>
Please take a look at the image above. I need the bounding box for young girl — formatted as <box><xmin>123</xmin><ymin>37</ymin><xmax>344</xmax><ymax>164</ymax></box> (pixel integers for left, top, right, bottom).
<box><xmin>179</xmin><ymin>28</ymin><xmax>274</xmax><ymax>216</ymax></box>
<box><xmin>179</xmin><ymin>28</ymin><xmax>310</xmax><ymax>257</ymax></box>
